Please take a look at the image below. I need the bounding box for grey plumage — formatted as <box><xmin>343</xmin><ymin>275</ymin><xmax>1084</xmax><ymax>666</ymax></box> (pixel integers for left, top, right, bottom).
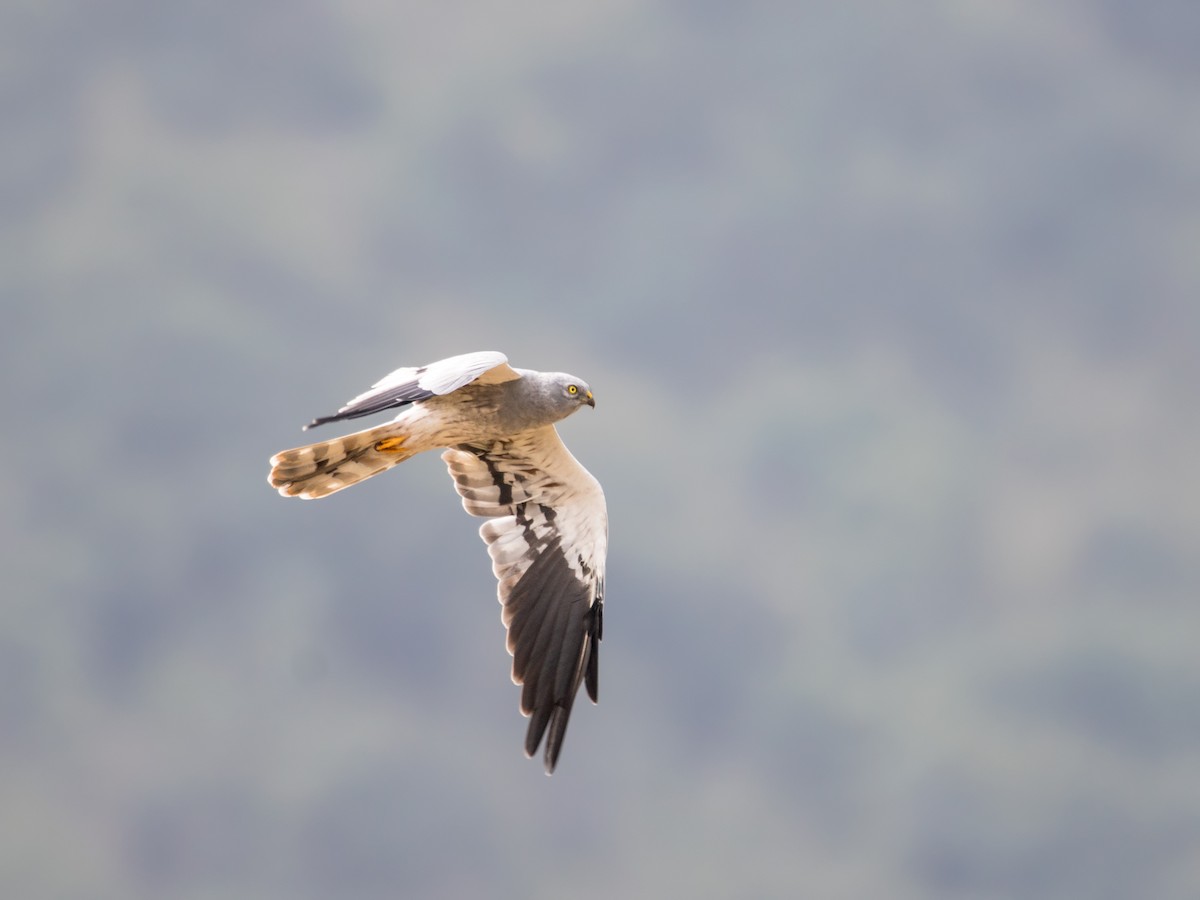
<box><xmin>268</xmin><ymin>351</ymin><xmax>607</xmax><ymax>773</ymax></box>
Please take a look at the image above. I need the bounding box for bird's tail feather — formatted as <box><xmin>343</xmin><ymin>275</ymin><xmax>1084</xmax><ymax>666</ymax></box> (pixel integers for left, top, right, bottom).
<box><xmin>268</xmin><ymin>422</ymin><xmax>417</xmax><ymax>499</ymax></box>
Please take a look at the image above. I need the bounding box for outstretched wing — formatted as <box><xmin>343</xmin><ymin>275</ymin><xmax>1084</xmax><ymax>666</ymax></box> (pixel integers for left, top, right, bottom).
<box><xmin>442</xmin><ymin>427</ymin><xmax>607</xmax><ymax>774</ymax></box>
<box><xmin>304</xmin><ymin>350</ymin><xmax>518</xmax><ymax>430</ymax></box>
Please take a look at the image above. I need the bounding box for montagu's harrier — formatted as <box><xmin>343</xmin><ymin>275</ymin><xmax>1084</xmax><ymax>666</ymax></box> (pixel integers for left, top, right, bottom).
<box><xmin>267</xmin><ymin>351</ymin><xmax>606</xmax><ymax>773</ymax></box>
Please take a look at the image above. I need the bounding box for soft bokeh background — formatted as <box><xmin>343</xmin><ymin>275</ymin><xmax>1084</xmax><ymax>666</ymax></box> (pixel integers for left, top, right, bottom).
<box><xmin>4</xmin><ymin>2</ymin><xmax>1199</xmax><ymax>898</ymax></box>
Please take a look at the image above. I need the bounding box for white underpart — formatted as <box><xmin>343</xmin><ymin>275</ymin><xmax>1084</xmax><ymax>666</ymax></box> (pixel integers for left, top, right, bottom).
<box><xmin>442</xmin><ymin>427</ymin><xmax>607</xmax><ymax>605</ymax></box>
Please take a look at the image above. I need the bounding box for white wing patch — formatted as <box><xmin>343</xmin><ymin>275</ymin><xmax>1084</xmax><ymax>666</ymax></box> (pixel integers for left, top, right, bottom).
<box><xmin>407</xmin><ymin>350</ymin><xmax>515</xmax><ymax>394</ymax></box>
<box><xmin>304</xmin><ymin>350</ymin><xmax>516</xmax><ymax>430</ymax></box>
<box><xmin>354</xmin><ymin>350</ymin><xmax>511</xmax><ymax>404</ymax></box>
<box><xmin>442</xmin><ymin>426</ymin><xmax>607</xmax><ymax>773</ymax></box>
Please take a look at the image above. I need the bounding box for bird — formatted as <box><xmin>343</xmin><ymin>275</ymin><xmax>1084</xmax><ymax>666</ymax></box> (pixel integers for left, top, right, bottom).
<box><xmin>267</xmin><ymin>350</ymin><xmax>607</xmax><ymax>773</ymax></box>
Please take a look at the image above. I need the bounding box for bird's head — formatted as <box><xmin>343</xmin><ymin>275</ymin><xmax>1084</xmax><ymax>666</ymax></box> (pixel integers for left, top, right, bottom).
<box><xmin>558</xmin><ymin>374</ymin><xmax>595</xmax><ymax>409</ymax></box>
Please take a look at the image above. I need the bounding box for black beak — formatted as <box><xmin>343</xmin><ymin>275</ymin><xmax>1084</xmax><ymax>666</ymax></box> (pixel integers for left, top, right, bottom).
<box><xmin>585</xmin><ymin>391</ymin><xmax>595</xmax><ymax>408</ymax></box>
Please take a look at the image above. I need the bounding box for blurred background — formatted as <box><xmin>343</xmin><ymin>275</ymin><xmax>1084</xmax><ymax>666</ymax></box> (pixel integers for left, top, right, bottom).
<box><xmin>3</xmin><ymin>1</ymin><xmax>1199</xmax><ymax>897</ymax></box>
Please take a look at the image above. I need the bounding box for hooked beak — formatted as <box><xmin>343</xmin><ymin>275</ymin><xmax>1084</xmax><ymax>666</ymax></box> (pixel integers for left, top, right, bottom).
<box><xmin>585</xmin><ymin>390</ymin><xmax>595</xmax><ymax>408</ymax></box>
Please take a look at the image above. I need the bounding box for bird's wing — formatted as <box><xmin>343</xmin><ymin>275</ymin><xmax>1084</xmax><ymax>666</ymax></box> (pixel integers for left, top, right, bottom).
<box><xmin>304</xmin><ymin>350</ymin><xmax>519</xmax><ymax>430</ymax></box>
<box><xmin>442</xmin><ymin>427</ymin><xmax>607</xmax><ymax>774</ymax></box>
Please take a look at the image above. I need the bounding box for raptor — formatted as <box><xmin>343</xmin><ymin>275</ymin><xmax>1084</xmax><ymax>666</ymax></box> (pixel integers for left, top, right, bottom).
<box><xmin>267</xmin><ymin>351</ymin><xmax>607</xmax><ymax>774</ymax></box>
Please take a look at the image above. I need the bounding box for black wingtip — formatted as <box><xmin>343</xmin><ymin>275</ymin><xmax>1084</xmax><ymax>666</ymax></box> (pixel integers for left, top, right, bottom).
<box><xmin>524</xmin><ymin>705</ymin><xmax>566</xmax><ymax>775</ymax></box>
<box><xmin>302</xmin><ymin>414</ymin><xmax>337</xmax><ymax>431</ymax></box>
<box><xmin>585</xmin><ymin>644</ymin><xmax>599</xmax><ymax>704</ymax></box>
<box><xmin>543</xmin><ymin>704</ymin><xmax>573</xmax><ymax>775</ymax></box>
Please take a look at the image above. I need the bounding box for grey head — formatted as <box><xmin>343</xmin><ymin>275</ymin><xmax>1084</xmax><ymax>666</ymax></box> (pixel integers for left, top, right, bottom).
<box><xmin>505</xmin><ymin>369</ymin><xmax>596</xmax><ymax>430</ymax></box>
<box><xmin>545</xmin><ymin>371</ymin><xmax>595</xmax><ymax>410</ymax></box>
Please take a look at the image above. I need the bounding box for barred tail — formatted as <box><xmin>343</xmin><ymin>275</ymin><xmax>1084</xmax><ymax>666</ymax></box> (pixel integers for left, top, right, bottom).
<box><xmin>268</xmin><ymin>422</ymin><xmax>416</xmax><ymax>499</ymax></box>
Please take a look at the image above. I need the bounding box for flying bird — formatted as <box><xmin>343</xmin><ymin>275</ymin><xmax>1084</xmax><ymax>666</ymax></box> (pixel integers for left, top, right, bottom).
<box><xmin>267</xmin><ymin>351</ymin><xmax>607</xmax><ymax>773</ymax></box>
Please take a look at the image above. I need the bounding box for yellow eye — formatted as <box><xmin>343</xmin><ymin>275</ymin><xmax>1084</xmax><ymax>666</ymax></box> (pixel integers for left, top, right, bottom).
<box><xmin>567</xmin><ymin>385</ymin><xmax>578</xmax><ymax>394</ymax></box>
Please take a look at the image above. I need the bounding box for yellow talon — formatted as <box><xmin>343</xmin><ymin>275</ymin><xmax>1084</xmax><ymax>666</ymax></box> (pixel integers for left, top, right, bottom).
<box><xmin>374</xmin><ymin>436</ymin><xmax>407</xmax><ymax>453</ymax></box>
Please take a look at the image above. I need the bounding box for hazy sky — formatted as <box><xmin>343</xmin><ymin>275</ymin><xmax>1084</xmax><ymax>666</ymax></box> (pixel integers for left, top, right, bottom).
<box><xmin>4</xmin><ymin>3</ymin><xmax>1199</xmax><ymax>898</ymax></box>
